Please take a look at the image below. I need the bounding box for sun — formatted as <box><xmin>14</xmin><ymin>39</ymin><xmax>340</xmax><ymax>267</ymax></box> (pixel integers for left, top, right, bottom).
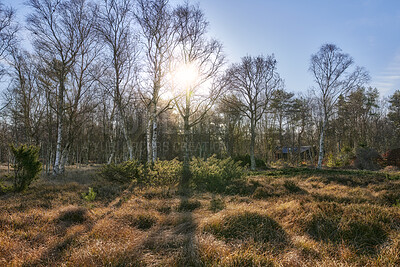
<box><xmin>173</xmin><ymin>62</ymin><xmax>199</xmax><ymax>88</ymax></box>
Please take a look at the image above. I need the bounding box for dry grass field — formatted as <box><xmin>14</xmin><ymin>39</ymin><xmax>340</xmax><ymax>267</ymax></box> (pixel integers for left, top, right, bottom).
<box><xmin>1</xmin><ymin>167</ymin><xmax>400</xmax><ymax>266</ymax></box>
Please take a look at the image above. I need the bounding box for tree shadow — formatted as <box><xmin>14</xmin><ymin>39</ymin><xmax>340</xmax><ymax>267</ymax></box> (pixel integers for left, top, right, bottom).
<box><xmin>30</xmin><ymin>206</ymin><xmax>94</xmax><ymax>265</ymax></box>
<box><xmin>306</xmin><ymin>213</ymin><xmax>388</xmax><ymax>255</ymax></box>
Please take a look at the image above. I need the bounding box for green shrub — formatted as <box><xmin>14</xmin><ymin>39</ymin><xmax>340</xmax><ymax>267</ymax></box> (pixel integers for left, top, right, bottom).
<box><xmin>100</xmin><ymin>159</ymin><xmax>182</xmax><ymax>187</ymax></box>
<box><xmin>10</xmin><ymin>144</ymin><xmax>42</xmax><ymax>192</ymax></box>
<box><xmin>145</xmin><ymin>159</ymin><xmax>182</xmax><ymax>187</ymax></box>
<box><xmin>327</xmin><ymin>146</ymin><xmax>354</xmax><ymax>168</ymax></box>
<box><xmin>99</xmin><ymin>160</ymin><xmax>144</xmax><ymax>183</ymax></box>
<box><xmin>190</xmin><ymin>155</ymin><xmax>245</xmax><ymax>192</ymax></box>
<box><xmin>82</xmin><ymin>187</ymin><xmax>96</xmax><ymax>202</ymax></box>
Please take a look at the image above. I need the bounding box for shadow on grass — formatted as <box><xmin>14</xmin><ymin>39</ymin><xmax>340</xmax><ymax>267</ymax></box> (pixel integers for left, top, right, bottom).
<box><xmin>306</xmin><ymin>208</ymin><xmax>389</xmax><ymax>255</ymax></box>
<box><xmin>29</xmin><ymin>206</ymin><xmax>94</xmax><ymax>265</ymax></box>
<box><xmin>264</xmin><ymin>168</ymin><xmax>390</xmax><ymax>187</ymax></box>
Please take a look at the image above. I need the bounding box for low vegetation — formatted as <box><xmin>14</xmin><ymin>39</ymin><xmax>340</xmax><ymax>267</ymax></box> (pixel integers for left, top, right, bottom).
<box><xmin>1</xmin><ymin>165</ymin><xmax>400</xmax><ymax>266</ymax></box>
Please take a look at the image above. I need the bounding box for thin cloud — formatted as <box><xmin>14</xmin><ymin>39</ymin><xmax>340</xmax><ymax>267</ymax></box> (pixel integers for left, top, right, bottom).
<box><xmin>371</xmin><ymin>50</ymin><xmax>400</xmax><ymax>96</ymax></box>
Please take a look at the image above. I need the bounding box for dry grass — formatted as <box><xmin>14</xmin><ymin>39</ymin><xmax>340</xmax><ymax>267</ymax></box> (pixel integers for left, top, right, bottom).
<box><xmin>0</xmin><ymin>167</ymin><xmax>400</xmax><ymax>266</ymax></box>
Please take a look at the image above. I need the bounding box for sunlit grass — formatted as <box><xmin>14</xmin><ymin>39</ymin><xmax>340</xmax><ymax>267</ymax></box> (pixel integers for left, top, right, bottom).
<box><xmin>1</xmin><ymin>166</ymin><xmax>400</xmax><ymax>265</ymax></box>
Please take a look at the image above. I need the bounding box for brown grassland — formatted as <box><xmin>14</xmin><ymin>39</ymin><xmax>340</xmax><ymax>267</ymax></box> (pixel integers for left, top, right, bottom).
<box><xmin>1</xmin><ymin>166</ymin><xmax>400</xmax><ymax>266</ymax></box>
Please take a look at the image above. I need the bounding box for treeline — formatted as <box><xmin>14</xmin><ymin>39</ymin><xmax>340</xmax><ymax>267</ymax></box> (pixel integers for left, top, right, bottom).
<box><xmin>0</xmin><ymin>0</ymin><xmax>399</xmax><ymax>174</ymax></box>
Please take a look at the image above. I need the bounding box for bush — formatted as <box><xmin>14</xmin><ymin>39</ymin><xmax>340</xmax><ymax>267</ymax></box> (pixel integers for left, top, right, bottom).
<box><xmin>190</xmin><ymin>155</ymin><xmax>245</xmax><ymax>192</ymax></box>
<box><xmin>233</xmin><ymin>154</ymin><xmax>266</xmax><ymax>168</ymax></box>
<box><xmin>100</xmin><ymin>159</ymin><xmax>181</xmax><ymax>187</ymax></box>
<box><xmin>99</xmin><ymin>160</ymin><xmax>144</xmax><ymax>183</ymax></box>
<box><xmin>327</xmin><ymin>146</ymin><xmax>354</xmax><ymax>168</ymax></box>
<box><xmin>10</xmin><ymin>144</ymin><xmax>42</xmax><ymax>192</ymax></box>
<box><xmin>82</xmin><ymin>187</ymin><xmax>96</xmax><ymax>202</ymax></box>
<box><xmin>354</xmin><ymin>147</ymin><xmax>382</xmax><ymax>170</ymax></box>
<box><xmin>385</xmin><ymin>148</ymin><xmax>400</xmax><ymax>167</ymax></box>
<box><xmin>145</xmin><ymin>159</ymin><xmax>182</xmax><ymax>187</ymax></box>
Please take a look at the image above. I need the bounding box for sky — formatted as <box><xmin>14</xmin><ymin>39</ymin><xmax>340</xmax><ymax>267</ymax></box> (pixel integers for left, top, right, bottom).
<box><xmin>3</xmin><ymin>0</ymin><xmax>400</xmax><ymax>97</ymax></box>
<box><xmin>174</xmin><ymin>0</ymin><xmax>400</xmax><ymax>97</ymax></box>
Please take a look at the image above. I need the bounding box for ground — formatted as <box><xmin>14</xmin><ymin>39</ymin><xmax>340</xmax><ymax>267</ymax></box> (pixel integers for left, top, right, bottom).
<box><xmin>1</xmin><ymin>166</ymin><xmax>400</xmax><ymax>266</ymax></box>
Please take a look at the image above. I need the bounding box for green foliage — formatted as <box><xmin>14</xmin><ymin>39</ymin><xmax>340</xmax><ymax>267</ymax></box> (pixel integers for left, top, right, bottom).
<box><xmin>99</xmin><ymin>160</ymin><xmax>144</xmax><ymax>183</ymax></box>
<box><xmin>82</xmin><ymin>187</ymin><xmax>96</xmax><ymax>202</ymax></box>
<box><xmin>190</xmin><ymin>155</ymin><xmax>245</xmax><ymax>192</ymax></box>
<box><xmin>100</xmin><ymin>159</ymin><xmax>182</xmax><ymax>187</ymax></box>
<box><xmin>145</xmin><ymin>159</ymin><xmax>182</xmax><ymax>187</ymax></box>
<box><xmin>327</xmin><ymin>146</ymin><xmax>354</xmax><ymax>167</ymax></box>
<box><xmin>10</xmin><ymin>144</ymin><xmax>42</xmax><ymax>192</ymax></box>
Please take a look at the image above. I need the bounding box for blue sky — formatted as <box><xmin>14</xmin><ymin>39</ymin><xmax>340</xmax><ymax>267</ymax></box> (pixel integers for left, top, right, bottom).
<box><xmin>4</xmin><ymin>0</ymin><xmax>400</xmax><ymax>97</ymax></box>
<box><xmin>187</xmin><ymin>0</ymin><xmax>400</xmax><ymax>97</ymax></box>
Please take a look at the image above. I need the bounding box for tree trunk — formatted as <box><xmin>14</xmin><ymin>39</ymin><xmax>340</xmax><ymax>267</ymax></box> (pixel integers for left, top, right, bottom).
<box><xmin>250</xmin><ymin>119</ymin><xmax>256</xmax><ymax>171</ymax></box>
<box><xmin>182</xmin><ymin>89</ymin><xmax>191</xmax><ymax>186</ymax></box>
<box><xmin>120</xmin><ymin>114</ymin><xmax>133</xmax><ymax>160</ymax></box>
<box><xmin>60</xmin><ymin>144</ymin><xmax>70</xmax><ymax>173</ymax></box>
<box><xmin>53</xmin><ymin>78</ymin><xmax>65</xmax><ymax>175</ymax></box>
<box><xmin>146</xmin><ymin>118</ymin><xmax>152</xmax><ymax>163</ymax></box>
<box><xmin>317</xmin><ymin>118</ymin><xmax>327</xmax><ymax>169</ymax></box>
<box><xmin>182</xmin><ymin>114</ymin><xmax>191</xmax><ymax>184</ymax></box>
<box><xmin>152</xmin><ymin>115</ymin><xmax>158</xmax><ymax>162</ymax></box>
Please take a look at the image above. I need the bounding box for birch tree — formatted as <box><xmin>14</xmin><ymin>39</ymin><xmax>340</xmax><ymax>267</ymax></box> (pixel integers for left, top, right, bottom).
<box><xmin>226</xmin><ymin>55</ymin><xmax>281</xmax><ymax>170</ymax></box>
<box><xmin>310</xmin><ymin>44</ymin><xmax>369</xmax><ymax>169</ymax></box>
<box><xmin>96</xmin><ymin>0</ymin><xmax>139</xmax><ymax>160</ymax></box>
<box><xmin>135</xmin><ymin>0</ymin><xmax>176</xmax><ymax>163</ymax></box>
<box><xmin>27</xmin><ymin>0</ymin><xmax>95</xmax><ymax>175</ymax></box>
<box><xmin>173</xmin><ymin>3</ymin><xmax>225</xmax><ymax>183</ymax></box>
<box><xmin>0</xmin><ymin>1</ymin><xmax>18</xmax><ymax>78</ymax></box>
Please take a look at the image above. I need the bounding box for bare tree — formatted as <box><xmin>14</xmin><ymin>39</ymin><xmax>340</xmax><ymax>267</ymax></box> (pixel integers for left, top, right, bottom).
<box><xmin>135</xmin><ymin>0</ymin><xmax>176</xmax><ymax>163</ymax></box>
<box><xmin>0</xmin><ymin>1</ymin><xmax>18</xmax><ymax>78</ymax></box>
<box><xmin>27</xmin><ymin>0</ymin><xmax>95</xmax><ymax>175</ymax></box>
<box><xmin>96</xmin><ymin>0</ymin><xmax>139</xmax><ymax>160</ymax></box>
<box><xmin>172</xmin><ymin>3</ymin><xmax>225</xmax><ymax>183</ymax></box>
<box><xmin>310</xmin><ymin>44</ymin><xmax>369</xmax><ymax>169</ymax></box>
<box><xmin>226</xmin><ymin>55</ymin><xmax>281</xmax><ymax>170</ymax></box>
<box><xmin>4</xmin><ymin>48</ymin><xmax>44</xmax><ymax>144</ymax></box>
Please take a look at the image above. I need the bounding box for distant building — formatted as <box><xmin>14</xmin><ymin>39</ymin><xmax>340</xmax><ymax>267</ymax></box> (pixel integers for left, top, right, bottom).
<box><xmin>275</xmin><ymin>146</ymin><xmax>313</xmax><ymax>161</ymax></box>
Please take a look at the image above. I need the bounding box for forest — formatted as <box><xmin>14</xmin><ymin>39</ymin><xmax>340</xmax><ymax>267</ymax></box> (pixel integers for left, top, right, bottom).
<box><xmin>1</xmin><ymin>0</ymin><xmax>400</xmax><ymax>266</ymax></box>
<box><xmin>0</xmin><ymin>0</ymin><xmax>398</xmax><ymax>173</ymax></box>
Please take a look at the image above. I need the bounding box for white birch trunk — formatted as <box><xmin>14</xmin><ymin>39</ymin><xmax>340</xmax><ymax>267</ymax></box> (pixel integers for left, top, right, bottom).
<box><xmin>317</xmin><ymin>118</ymin><xmax>327</xmax><ymax>169</ymax></box>
<box><xmin>53</xmin><ymin>118</ymin><xmax>63</xmax><ymax>175</ymax></box>
<box><xmin>146</xmin><ymin>118</ymin><xmax>152</xmax><ymax>163</ymax></box>
<box><xmin>152</xmin><ymin>116</ymin><xmax>157</xmax><ymax>162</ymax></box>
<box><xmin>250</xmin><ymin>119</ymin><xmax>256</xmax><ymax>171</ymax></box>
